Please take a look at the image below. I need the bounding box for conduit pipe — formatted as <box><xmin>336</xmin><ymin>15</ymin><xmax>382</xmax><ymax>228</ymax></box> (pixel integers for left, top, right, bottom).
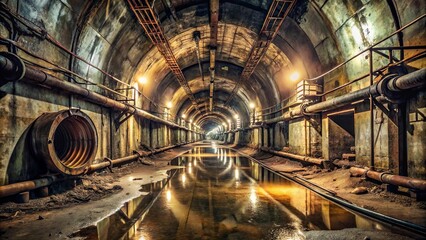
<box><xmin>0</xmin><ymin>141</ymin><xmax>196</xmax><ymax>198</ymax></box>
<box><xmin>260</xmin><ymin>147</ymin><xmax>327</xmax><ymax>166</ymax></box>
<box><xmin>0</xmin><ymin>53</ymin><xmax>198</xmax><ymax>131</ymax></box>
<box><xmin>264</xmin><ymin>68</ymin><xmax>426</xmax><ymax>124</ymax></box>
<box><xmin>350</xmin><ymin>167</ymin><xmax>426</xmax><ymax>191</ymax></box>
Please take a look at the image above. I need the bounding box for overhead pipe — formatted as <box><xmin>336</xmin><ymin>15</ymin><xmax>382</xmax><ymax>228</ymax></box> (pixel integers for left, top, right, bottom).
<box><xmin>264</xmin><ymin>68</ymin><xmax>426</xmax><ymax>124</ymax></box>
<box><xmin>350</xmin><ymin>167</ymin><xmax>426</xmax><ymax>191</ymax></box>
<box><xmin>208</xmin><ymin>0</ymin><xmax>219</xmax><ymax>112</ymax></box>
<box><xmin>0</xmin><ymin>141</ymin><xmax>197</xmax><ymax>199</ymax></box>
<box><xmin>0</xmin><ymin>53</ymin><xmax>199</xmax><ymax>131</ymax></box>
<box><xmin>193</xmin><ymin>31</ymin><xmax>205</xmax><ymax>88</ymax></box>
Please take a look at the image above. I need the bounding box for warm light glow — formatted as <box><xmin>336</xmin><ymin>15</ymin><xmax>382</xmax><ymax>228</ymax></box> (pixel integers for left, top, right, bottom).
<box><xmin>138</xmin><ymin>76</ymin><xmax>147</xmax><ymax>85</ymax></box>
<box><xmin>166</xmin><ymin>101</ymin><xmax>172</xmax><ymax>109</ymax></box>
<box><xmin>189</xmin><ymin>119</ymin><xmax>193</xmax><ymax>123</ymax></box>
<box><xmin>249</xmin><ymin>102</ymin><xmax>255</xmax><ymax>109</ymax></box>
<box><xmin>181</xmin><ymin>174</ymin><xmax>186</xmax><ymax>183</ymax></box>
<box><xmin>182</xmin><ymin>114</ymin><xmax>186</xmax><ymax>119</ymax></box>
<box><xmin>166</xmin><ymin>190</ymin><xmax>171</xmax><ymax>202</ymax></box>
<box><xmin>234</xmin><ymin>114</ymin><xmax>239</xmax><ymax>119</ymax></box>
<box><xmin>234</xmin><ymin>169</ymin><xmax>240</xmax><ymax>180</ymax></box>
<box><xmin>227</xmin><ymin>119</ymin><xmax>231</xmax><ymax>123</ymax></box>
<box><xmin>222</xmin><ymin>122</ymin><xmax>226</xmax><ymax>126</ymax></box>
<box><xmin>289</xmin><ymin>71</ymin><xmax>300</xmax><ymax>81</ymax></box>
<box><xmin>249</xmin><ymin>187</ymin><xmax>257</xmax><ymax>204</ymax></box>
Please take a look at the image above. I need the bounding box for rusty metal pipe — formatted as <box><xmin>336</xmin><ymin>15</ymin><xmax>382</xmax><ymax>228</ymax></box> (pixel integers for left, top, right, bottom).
<box><xmin>264</xmin><ymin>68</ymin><xmax>425</xmax><ymax>124</ymax></box>
<box><xmin>387</xmin><ymin>68</ymin><xmax>426</xmax><ymax>91</ymax></box>
<box><xmin>31</xmin><ymin>109</ymin><xmax>98</xmax><ymax>175</ymax></box>
<box><xmin>0</xmin><ymin>142</ymin><xmax>193</xmax><ymax>198</ymax></box>
<box><xmin>350</xmin><ymin>167</ymin><xmax>426</xmax><ymax>191</ymax></box>
<box><xmin>0</xmin><ymin>175</ymin><xmax>65</xmax><ymax>199</ymax></box>
<box><xmin>260</xmin><ymin>147</ymin><xmax>326</xmax><ymax>166</ymax></box>
<box><xmin>0</xmin><ymin>54</ymin><xmax>190</xmax><ymax>130</ymax></box>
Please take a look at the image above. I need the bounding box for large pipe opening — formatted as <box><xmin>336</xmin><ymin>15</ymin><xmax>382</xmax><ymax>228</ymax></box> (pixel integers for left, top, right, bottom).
<box><xmin>31</xmin><ymin>109</ymin><xmax>98</xmax><ymax>175</ymax></box>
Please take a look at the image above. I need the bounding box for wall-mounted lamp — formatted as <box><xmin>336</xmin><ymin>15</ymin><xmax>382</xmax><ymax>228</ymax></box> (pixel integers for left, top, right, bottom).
<box><xmin>289</xmin><ymin>71</ymin><xmax>300</xmax><ymax>82</ymax></box>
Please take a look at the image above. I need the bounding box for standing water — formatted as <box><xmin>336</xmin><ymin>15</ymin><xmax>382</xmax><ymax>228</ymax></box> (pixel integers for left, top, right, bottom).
<box><xmin>94</xmin><ymin>143</ymin><xmax>421</xmax><ymax>239</ymax></box>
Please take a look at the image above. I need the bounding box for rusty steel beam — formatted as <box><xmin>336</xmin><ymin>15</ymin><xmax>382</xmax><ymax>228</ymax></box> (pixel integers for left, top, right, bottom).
<box><xmin>209</xmin><ymin>0</ymin><xmax>219</xmax><ymax>112</ymax></box>
<box><xmin>225</xmin><ymin>0</ymin><xmax>297</xmax><ymax>106</ymax></box>
<box><xmin>127</xmin><ymin>0</ymin><xmax>201</xmax><ymax>113</ymax></box>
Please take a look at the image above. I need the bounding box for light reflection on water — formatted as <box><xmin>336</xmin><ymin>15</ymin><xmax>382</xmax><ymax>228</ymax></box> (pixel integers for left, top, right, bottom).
<box><xmin>93</xmin><ymin>144</ymin><xmax>417</xmax><ymax>240</ymax></box>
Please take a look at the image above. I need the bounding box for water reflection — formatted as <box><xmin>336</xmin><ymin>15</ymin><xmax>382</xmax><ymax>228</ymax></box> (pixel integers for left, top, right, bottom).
<box><xmin>92</xmin><ymin>145</ymin><xmax>418</xmax><ymax>240</ymax></box>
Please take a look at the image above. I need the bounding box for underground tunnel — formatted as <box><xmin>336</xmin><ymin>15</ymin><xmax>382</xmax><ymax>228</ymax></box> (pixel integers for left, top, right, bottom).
<box><xmin>0</xmin><ymin>0</ymin><xmax>425</xmax><ymax>239</ymax></box>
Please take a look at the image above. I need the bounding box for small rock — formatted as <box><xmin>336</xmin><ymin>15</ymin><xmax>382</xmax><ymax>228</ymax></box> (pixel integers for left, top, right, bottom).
<box><xmin>133</xmin><ymin>177</ymin><xmax>143</xmax><ymax>181</ymax></box>
<box><xmin>332</xmin><ymin>178</ymin><xmax>336</xmax><ymax>181</ymax></box>
<box><xmin>351</xmin><ymin>187</ymin><xmax>368</xmax><ymax>194</ymax></box>
<box><xmin>82</xmin><ymin>179</ymin><xmax>91</xmax><ymax>187</ymax></box>
<box><xmin>38</xmin><ymin>215</ymin><xmax>44</xmax><ymax>220</ymax></box>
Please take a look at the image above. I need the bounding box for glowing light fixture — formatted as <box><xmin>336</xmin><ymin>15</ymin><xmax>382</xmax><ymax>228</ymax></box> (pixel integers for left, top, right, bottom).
<box><xmin>227</xmin><ymin>119</ymin><xmax>231</xmax><ymax>123</ymax></box>
<box><xmin>166</xmin><ymin>190</ymin><xmax>171</xmax><ymax>202</ymax></box>
<box><xmin>138</xmin><ymin>76</ymin><xmax>147</xmax><ymax>85</ymax></box>
<box><xmin>166</xmin><ymin>101</ymin><xmax>172</xmax><ymax>109</ymax></box>
<box><xmin>182</xmin><ymin>114</ymin><xmax>186</xmax><ymax>119</ymax></box>
<box><xmin>289</xmin><ymin>71</ymin><xmax>300</xmax><ymax>81</ymax></box>
<box><xmin>234</xmin><ymin>114</ymin><xmax>239</xmax><ymax>119</ymax></box>
<box><xmin>249</xmin><ymin>103</ymin><xmax>255</xmax><ymax>109</ymax></box>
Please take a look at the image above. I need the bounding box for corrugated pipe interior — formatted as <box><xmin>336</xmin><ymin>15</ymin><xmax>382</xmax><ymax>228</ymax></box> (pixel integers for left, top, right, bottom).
<box><xmin>31</xmin><ymin>109</ymin><xmax>98</xmax><ymax>175</ymax></box>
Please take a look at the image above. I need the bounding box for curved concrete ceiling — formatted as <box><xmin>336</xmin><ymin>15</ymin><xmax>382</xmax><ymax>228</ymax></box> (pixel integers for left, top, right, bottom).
<box><xmin>58</xmin><ymin>0</ymin><xmax>422</xmax><ymax>131</ymax></box>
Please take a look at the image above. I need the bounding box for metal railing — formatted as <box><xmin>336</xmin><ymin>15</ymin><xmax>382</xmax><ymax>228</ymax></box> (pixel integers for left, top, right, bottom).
<box><xmin>258</xmin><ymin>13</ymin><xmax>426</xmax><ymax>120</ymax></box>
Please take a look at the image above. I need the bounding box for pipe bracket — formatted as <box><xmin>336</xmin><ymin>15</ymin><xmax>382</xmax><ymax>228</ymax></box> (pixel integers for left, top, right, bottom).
<box><xmin>104</xmin><ymin>157</ymin><xmax>114</xmax><ymax>173</ymax></box>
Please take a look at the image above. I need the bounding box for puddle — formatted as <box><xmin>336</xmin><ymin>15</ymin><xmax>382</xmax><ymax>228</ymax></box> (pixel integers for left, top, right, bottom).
<box><xmin>76</xmin><ymin>145</ymin><xmax>423</xmax><ymax>239</ymax></box>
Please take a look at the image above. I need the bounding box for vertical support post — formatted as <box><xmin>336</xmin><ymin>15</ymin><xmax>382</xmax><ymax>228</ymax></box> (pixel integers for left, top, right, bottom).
<box><xmin>369</xmin><ymin>49</ymin><xmax>375</xmax><ymax>170</ymax></box>
<box><xmin>398</xmin><ymin>103</ymin><xmax>408</xmax><ymax>176</ymax></box>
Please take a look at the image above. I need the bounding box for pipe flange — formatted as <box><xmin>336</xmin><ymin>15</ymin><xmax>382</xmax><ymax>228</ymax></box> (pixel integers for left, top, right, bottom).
<box><xmin>104</xmin><ymin>157</ymin><xmax>114</xmax><ymax>173</ymax></box>
<box><xmin>300</xmin><ymin>102</ymin><xmax>313</xmax><ymax>116</ymax></box>
<box><xmin>377</xmin><ymin>73</ymin><xmax>402</xmax><ymax>103</ymax></box>
<box><xmin>0</xmin><ymin>52</ymin><xmax>26</xmax><ymax>82</ymax></box>
<box><xmin>378</xmin><ymin>171</ymin><xmax>388</xmax><ymax>183</ymax></box>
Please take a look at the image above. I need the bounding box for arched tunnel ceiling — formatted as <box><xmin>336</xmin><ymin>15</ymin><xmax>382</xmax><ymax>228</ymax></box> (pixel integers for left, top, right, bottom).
<box><xmin>125</xmin><ymin>0</ymin><xmax>316</xmax><ymax>124</ymax></box>
<box><xmin>63</xmin><ymin>0</ymin><xmax>424</xmax><ymax>130</ymax></box>
<box><xmin>133</xmin><ymin>23</ymin><xmax>293</xmax><ymax>113</ymax></box>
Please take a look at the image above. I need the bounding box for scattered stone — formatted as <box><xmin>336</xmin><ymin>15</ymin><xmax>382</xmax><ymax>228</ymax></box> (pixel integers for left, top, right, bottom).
<box><xmin>133</xmin><ymin>177</ymin><xmax>143</xmax><ymax>181</ymax></box>
<box><xmin>332</xmin><ymin>178</ymin><xmax>336</xmax><ymax>181</ymax></box>
<box><xmin>81</xmin><ymin>179</ymin><xmax>91</xmax><ymax>187</ymax></box>
<box><xmin>37</xmin><ymin>215</ymin><xmax>44</xmax><ymax>220</ymax></box>
<box><xmin>219</xmin><ymin>215</ymin><xmax>238</xmax><ymax>232</ymax></box>
<box><xmin>351</xmin><ymin>187</ymin><xmax>368</xmax><ymax>194</ymax></box>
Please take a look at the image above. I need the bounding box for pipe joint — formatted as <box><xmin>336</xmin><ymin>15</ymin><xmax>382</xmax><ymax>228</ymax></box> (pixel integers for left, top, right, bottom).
<box><xmin>376</xmin><ymin>73</ymin><xmax>404</xmax><ymax>103</ymax></box>
<box><xmin>0</xmin><ymin>52</ymin><xmax>26</xmax><ymax>82</ymax></box>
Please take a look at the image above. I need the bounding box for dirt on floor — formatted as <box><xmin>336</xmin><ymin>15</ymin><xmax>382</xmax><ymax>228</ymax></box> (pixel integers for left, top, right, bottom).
<box><xmin>231</xmin><ymin>145</ymin><xmax>426</xmax><ymax>227</ymax></box>
<box><xmin>0</xmin><ymin>144</ymin><xmax>194</xmax><ymax>225</ymax></box>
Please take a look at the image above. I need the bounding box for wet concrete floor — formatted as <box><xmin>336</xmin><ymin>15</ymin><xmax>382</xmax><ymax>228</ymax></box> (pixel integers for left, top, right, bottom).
<box><xmin>96</xmin><ymin>143</ymin><xmax>419</xmax><ymax>240</ymax></box>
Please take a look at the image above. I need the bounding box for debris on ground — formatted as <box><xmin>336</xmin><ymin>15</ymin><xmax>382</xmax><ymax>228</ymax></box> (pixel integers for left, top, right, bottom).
<box><xmin>351</xmin><ymin>187</ymin><xmax>368</xmax><ymax>194</ymax></box>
